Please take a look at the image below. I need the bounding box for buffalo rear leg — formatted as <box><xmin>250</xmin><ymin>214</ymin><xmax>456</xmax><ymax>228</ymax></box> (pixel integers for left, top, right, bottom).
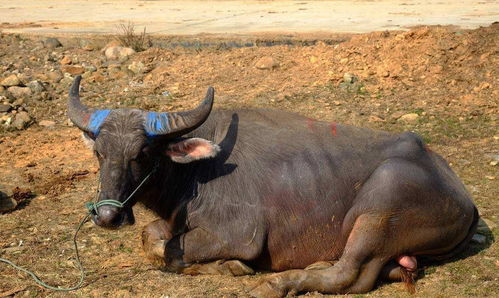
<box><xmin>249</xmin><ymin>215</ymin><xmax>389</xmax><ymax>297</ymax></box>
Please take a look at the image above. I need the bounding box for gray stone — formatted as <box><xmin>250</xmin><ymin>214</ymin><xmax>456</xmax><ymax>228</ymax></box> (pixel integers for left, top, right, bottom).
<box><xmin>27</xmin><ymin>80</ymin><xmax>45</xmax><ymax>94</ymax></box>
<box><xmin>44</xmin><ymin>37</ymin><xmax>62</xmax><ymax>49</ymax></box>
<box><xmin>0</xmin><ymin>104</ymin><xmax>11</xmax><ymax>113</ymax></box>
<box><xmin>7</xmin><ymin>86</ymin><xmax>31</xmax><ymax>99</ymax></box>
<box><xmin>12</xmin><ymin>111</ymin><xmax>31</xmax><ymax>130</ymax></box>
<box><xmin>0</xmin><ymin>74</ymin><xmax>21</xmax><ymax>87</ymax></box>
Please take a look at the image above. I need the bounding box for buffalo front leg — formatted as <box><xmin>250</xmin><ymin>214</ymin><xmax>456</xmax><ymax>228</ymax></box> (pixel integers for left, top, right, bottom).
<box><xmin>142</xmin><ymin>223</ymin><xmax>254</xmax><ymax>276</ymax></box>
<box><xmin>142</xmin><ymin>219</ymin><xmax>173</xmax><ymax>269</ymax></box>
<box><xmin>166</xmin><ymin>227</ymin><xmax>255</xmax><ymax>276</ymax></box>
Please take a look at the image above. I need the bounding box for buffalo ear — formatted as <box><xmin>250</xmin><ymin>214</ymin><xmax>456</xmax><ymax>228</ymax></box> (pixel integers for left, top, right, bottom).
<box><xmin>165</xmin><ymin>138</ymin><xmax>220</xmax><ymax>164</ymax></box>
<box><xmin>81</xmin><ymin>132</ymin><xmax>95</xmax><ymax>150</ymax></box>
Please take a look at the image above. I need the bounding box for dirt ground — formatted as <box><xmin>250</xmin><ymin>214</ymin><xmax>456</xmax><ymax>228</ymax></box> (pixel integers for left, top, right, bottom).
<box><xmin>0</xmin><ymin>21</ymin><xmax>498</xmax><ymax>297</ymax></box>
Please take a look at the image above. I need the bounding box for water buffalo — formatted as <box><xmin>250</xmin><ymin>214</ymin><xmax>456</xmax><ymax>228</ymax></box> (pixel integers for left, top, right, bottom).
<box><xmin>68</xmin><ymin>75</ymin><xmax>478</xmax><ymax>296</ymax></box>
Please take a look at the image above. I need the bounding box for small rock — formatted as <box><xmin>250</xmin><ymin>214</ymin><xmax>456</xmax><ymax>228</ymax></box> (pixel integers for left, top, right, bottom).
<box><xmin>39</xmin><ymin>120</ymin><xmax>56</xmax><ymax>127</ymax></box>
<box><xmin>471</xmin><ymin>234</ymin><xmax>487</xmax><ymax>245</ymax></box>
<box><xmin>60</xmin><ymin>56</ymin><xmax>72</xmax><ymax>65</ymax></box>
<box><xmin>82</xmin><ymin>44</ymin><xmax>95</xmax><ymax>51</ymax></box>
<box><xmin>17</xmin><ymin>74</ymin><xmax>31</xmax><ymax>86</ymax></box>
<box><xmin>340</xmin><ymin>58</ymin><xmax>349</xmax><ymax>64</ymax></box>
<box><xmin>2</xmin><ymin>115</ymin><xmax>12</xmax><ymax>126</ymax></box>
<box><xmin>368</xmin><ymin>115</ymin><xmax>385</xmax><ymax>123</ymax></box>
<box><xmin>0</xmin><ymin>74</ymin><xmax>21</xmax><ymax>87</ymax></box>
<box><xmin>12</xmin><ymin>98</ymin><xmax>24</xmax><ymax>107</ymax></box>
<box><xmin>255</xmin><ymin>56</ymin><xmax>278</xmax><ymax>70</ymax></box>
<box><xmin>61</xmin><ymin>65</ymin><xmax>85</xmax><ymax>75</ymax></box>
<box><xmin>12</xmin><ymin>111</ymin><xmax>31</xmax><ymax>130</ymax></box>
<box><xmin>61</xmin><ymin>76</ymin><xmax>74</xmax><ymax>85</ymax></box>
<box><xmin>82</xmin><ymin>71</ymin><xmax>93</xmax><ymax>79</ymax></box>
<box><xmin>0</xmin><ymin>104</ymin><xmax>11</xmax><ymax>113</ymax></box>
<box><xmin>47</xmin><ymin>71</ymin><xmax>63</xmax><ymax>83</ymax></box>
<box><xmin>391</xmin><ymin>111</ymin><xmax>406</xmax><ymax>120</ymax></box>
<box><xmin>102</xmin><ymin>40</ymin><xmax>122</xmax><ymax>52</ymax></box>
<box><xmin>309</xmin><ymin>56</ymin><xmax>318</xmax><ymax>63</ymax></box>
<box><xmin>490</xmin><ymin>160</ymin><xmax>498</xmax><ymax>166</ymax></box>
<box><xmin>7</xmin><ymin>86</ymin><xmax>32</xmax><ymax>99</ymax></box>
<box><xmin>128</xmin><ymin>61</ymin><xmax>146</xmax><ymax>74</ymax></box>
<box><xmin>27</xmin><ymin>80</ymin><xmax>45</xmax><ymax>94</ymax></box>
<box><xmin>79</xmin><ymin>39</ymin><xmax>96</xmax><ymax>51</ymax></box>
<box><xmin>485</xmin><ymin>175</ymin><xmax>495</xmax><ymax>180</ymax></box>
<box><xmin>0</xmin><ymin>194</ymin><xmax>17</xmax><ymax>213</ymax></box>
<box><xmin>89</xmin><ymin>72</ymin><xmax>106</xmax><ymax>83</ymax></box>
<box><xmin>43</xmin><ymin>37</ymin><xmax>62</xmax><ymax>49</ymax></box>
<box><xmin>84</xmin><ymin>65</ymin><xmax>97</xmax><ymax>73</ymax></box>
<box><xmin>398</xmin><ymin>113</ymin><xmax>419</xmax><ymax>123</ymax></box>
<box><xmin>105</xmin><ymin>46</ymin><xmax>136</xmax><ymax>60</ymax></box>
<box><xmin>108</xmin><ymin>63</ymin><xmax>122</xmax><ymax>73</ymax></box>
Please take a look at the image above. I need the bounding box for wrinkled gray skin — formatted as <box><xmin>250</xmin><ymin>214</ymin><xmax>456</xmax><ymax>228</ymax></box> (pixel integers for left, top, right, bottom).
<box><xmin>70</xmin><ymin>79</ymin><xmax>478</xmax><ymax>297</ymax></box>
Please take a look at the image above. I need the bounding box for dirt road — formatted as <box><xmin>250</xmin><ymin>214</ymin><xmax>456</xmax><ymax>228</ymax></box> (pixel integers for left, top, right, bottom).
<box><xmin>1</xmin><ymin>0</ymin><xmax>498</xmax><ymax>35</ymax></box>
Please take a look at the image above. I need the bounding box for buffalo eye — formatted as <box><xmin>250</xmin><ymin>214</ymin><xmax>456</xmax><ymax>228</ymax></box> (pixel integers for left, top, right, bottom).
<box><xmin>132</xmin><ymin>146</ymin><xmax>150</xmax><ymax>163</ymax></box>
<box><xmin>94</xmin><ymin>150</ymin><xmax>104</xmax><ymax>160</ymax></box>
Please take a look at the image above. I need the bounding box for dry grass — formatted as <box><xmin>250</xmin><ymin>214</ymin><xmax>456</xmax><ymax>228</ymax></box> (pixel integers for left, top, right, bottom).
<box><xmin>115</xmin><ymin>22</ymin><xmax>151</xmax><ymax>52</ymax></box>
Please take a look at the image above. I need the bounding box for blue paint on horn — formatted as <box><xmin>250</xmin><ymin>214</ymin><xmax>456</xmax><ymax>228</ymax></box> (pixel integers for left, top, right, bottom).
<box><xmin>87</xmin><ymin>110</ymin><xmax>111</xmax><ymax>135</ymax></box>
<box><xmin>144</xmin><ymin>112</ymin><xmax>171</xmax><ymax>137</ymax></box>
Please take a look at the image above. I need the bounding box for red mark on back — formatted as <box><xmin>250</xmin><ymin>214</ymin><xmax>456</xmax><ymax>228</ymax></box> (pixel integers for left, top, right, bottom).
<box><xmin>306</xmin><ymin>118</ymin><xmax>316</xmax><ymax>131</ymax></box>
<box><xmin>330</xmin><ymin>122</ymin><xmax>337</xmax><ymax>136</ymax></box>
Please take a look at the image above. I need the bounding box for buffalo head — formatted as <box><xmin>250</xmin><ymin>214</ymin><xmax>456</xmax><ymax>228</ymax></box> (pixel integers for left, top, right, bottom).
<box><xmin>68</xmin><ymin>76</ymin><xmax>220</xmax><ymax>229</ymax></box>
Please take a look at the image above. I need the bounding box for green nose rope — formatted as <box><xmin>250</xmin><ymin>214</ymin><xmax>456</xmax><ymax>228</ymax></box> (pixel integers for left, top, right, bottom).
<box><xmin>0</xmin><ymin>163</ymin><xmax>158</xmax><ymax>291</ymax></box>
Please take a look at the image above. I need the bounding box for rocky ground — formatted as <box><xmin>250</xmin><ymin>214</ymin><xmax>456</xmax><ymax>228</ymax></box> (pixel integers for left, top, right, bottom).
<box><xmin>0</xmin><ymin>23</ymin><xmax>498</xmax><ymax>297</ymax></box>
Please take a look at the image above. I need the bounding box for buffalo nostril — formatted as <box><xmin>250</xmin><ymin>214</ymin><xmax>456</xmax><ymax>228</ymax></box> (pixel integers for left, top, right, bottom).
<box><xmin>110</xmin><ymin>212</ymin><xmax>124</xmax><ymax>227</ymax></box>
<box><xmin>94</xmin><ymin>205</ymin><xmax>125</xmax><ymax>228</ymax></box>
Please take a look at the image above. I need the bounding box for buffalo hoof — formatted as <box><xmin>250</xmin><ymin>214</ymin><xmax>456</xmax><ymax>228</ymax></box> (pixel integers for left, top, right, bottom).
<box><xmin>144</xmin><ymin>239</ymin><xmax>167</xmax><ymax>269</ymax></box>
<box><xmin>183</xmin><ymin>259</ymin><xmax>254</xmax><ymax>276</ymax></box>
<box><xmin>248</xmin><ymin>274</ymin><xmax>291</xmax><ymax>298</ymax></box>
